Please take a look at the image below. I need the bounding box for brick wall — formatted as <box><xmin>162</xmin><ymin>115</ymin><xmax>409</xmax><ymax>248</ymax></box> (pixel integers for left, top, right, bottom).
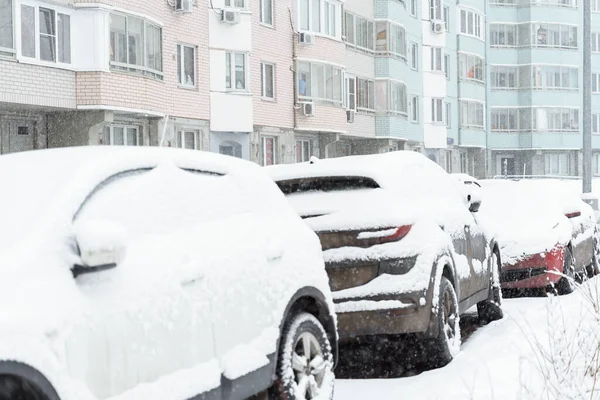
<box><xmin>75</xmin><ymin>0</ymin><xmax>210</xmax><ymax>120</ymax></box>
<box><xmin>0</xmin><ymin>60</ymin><xmax>76</xmax><ymax>109</ymax></box>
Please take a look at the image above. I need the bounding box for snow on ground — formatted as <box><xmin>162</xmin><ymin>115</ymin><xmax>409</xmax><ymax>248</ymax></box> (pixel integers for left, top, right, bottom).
<box><xmin>335</xmin><ymin>277</ymin><xmax>600</xmax><ymax>400</ymax></box>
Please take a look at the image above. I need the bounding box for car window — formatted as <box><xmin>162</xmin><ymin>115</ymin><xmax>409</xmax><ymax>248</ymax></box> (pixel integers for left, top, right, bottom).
<box><xmin>276</xmin><ymin>176</ymin><xmax>380</xmax><ymax>195</ymax></box>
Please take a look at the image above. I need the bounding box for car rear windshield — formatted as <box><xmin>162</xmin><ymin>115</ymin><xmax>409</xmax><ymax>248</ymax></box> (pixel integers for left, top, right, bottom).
<box><xmin>276</xmin><ymin>176</ymin><xmax>380</xmax><ymax>195</ymax></box>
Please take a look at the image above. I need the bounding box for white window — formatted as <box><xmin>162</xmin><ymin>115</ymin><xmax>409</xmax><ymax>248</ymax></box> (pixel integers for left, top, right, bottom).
<box><xmin>594</xmin><ymin>33</ymin><xmax>600</xmax><ymax>52</ymax></box>
<box><xmin>260</xmin><ymin>0</ymin><xmax>273</xmax><ymax>25</ymax></box>
<box><xmin>225</xmin><ymin>0</ymin><xmax>246</xmax><ymax>8</ymax></box>
<box><xmin>594</xmin><ymin>154</ymin><xmax>600</xmax><ymax>176</ymax></box>
<box><xmin>177</xmin><ymin>130</ymin><xmax>201</xmax><ymax>150</ymax></box>
<box><xmin>490</xmin><ymin>24</ymin><xmax>517</xmax><ymax>46</ymax></box>
<box><xmin>491</xmin><ymin>108</ymin><xmax>518</xmax><ymax>131</ymax></box>
<box><xmin>226</xmin><ymin>52</ymin><xmax>248</xmax><ymax>90</ymax></box>
<box><xmin>345</xmin><ymin>75</ymin><xmax>356</xmax><ymax>110</ymax></box>
<box><xmin>297</xmin><ymin>61</ymin><xmax>343</xmax><ymax>105</ymax></box>
<box><xmin>219</xmin><ymin>141</ymin><xmax>242</xmax><ymax>158</ymax></box>
<box><xmin>261</xmin><ymin>62</ymin><xmax>275</xmax><ymax>99</ymax></box>
<box><xmin>445</xmin><ymin>102</ymin><xmax>451</xmax><ymax>127</ymax></box>
<box><xmin>410</xmin><ymin>42</ymin><xmax>418</xmax><ymax>70</ymax></box>
<box><xmin>296</xmin><ymin>139</ymin><xmax>312</xmax><ymax>162</ymax></box>
<box><xmin>491</xmin><ymin>66</ymin><xmax>517</xmax><ymax>89</ymax></box>
<box><xmin>409</xmin><ymin>0</ymin><xmax>417</xmax><ymax>16</ymax></box>
<box><xmin>344</xmin><ymin>12</ymin><xmax>375</xmax><ymax>51</ymax></box>
<box><xmin>444</xmin><ymin>54</ymin><xmax>450</xmax><ymax>79</ymax></box>
<box><xmin>375</xmin><ymin>80</ymin><xmax>407</xmax><ymax>115</ymax></box>
<box><xmin>177</xmin><ymin>44</ymin><xmax>196</xmax><ymax>87</ymax></box>
<box><xmin>459</xmin><ymin>9</ymin><xmax>483</xmax><ymax>39</ymax></box>
<box><xmin>20</xmin><ymin>5</ymin><xmax>70</xmax><ymax>63</ymax></box>
<box><xmin>262</xmin><ymin>136</ymin><xmax>277</xmax><ymax>166</ymax></box>
<box><xmin>445</xmin><ymin>151</ymin><xmax>452</xmax><ymax>173</ymax></box>
<box><xmin>431</xmin><ymin>47</ymin><xmax>443</xmax><ymax>71</ymax></box>
<box><xmin>389</xmin><ymin>81</ymin><xmax>407</xmax><ymax>114</ymax></box>
<box><xmin>594</xmin><ymin>0</ymin><xmax>600</xmax><ymax>11</ymax></box>
<box><xmin>357</xmin><ymin>78</ymin><xmax>375</xmax><ymax>110</ymax></box>
<box><xmin>544</xmin><ymin>153</ymin><xmax>569</xmax><ymax>175</ymax></box>
<box><xmin>432</xmin><ymin>98</ymin><xmax>443</xmax><ymax>123</ymax></box>
<box><xmin>102</xmin><ymin>125</ymin><xmax>140</xmax><ymax>146</ymax></box>
<box><xmin>460</xmin><ymin>152</ymin><xmax>467</xmax><ymax>173</ymax></box>
<box><xmin>298</xmin><ymin>0</ymin><xmax>340</xmax><ymax>37</ymax></box>
<box><xmin>110</xmin><ymin>14</ymin><xmax>162</xmax><ymax>78</ymax></box>
<box><xmin>0</xmin><ymin>0</ymin><xmax>14</xmax><ymax>55</ymax></box>
<box><xmin>594</xmin><ymin>113</ymin><xmax>600</xmax><ymax>134</ymax></box>
<box><xmin>460</xmin><ymin>100</ymin><xmax>485</xmax><ymax>129</ymax></box>
<box><xmin>459</xmin><ymin>53</ymin><xmax>484</xmax><ymax>82</ymax></box>
<box><xmin>430</xmin><ymin>0</ymin><xmax>442</xmax><ymax>20</ymax></box>
<box><xmin>529</xmin><ymin>23</ymin><xmax>578</xmax><ymax>48</ymax></box>
<box><xmin>410</xmin><ymin>95</ymin><xmax>418</xmax><ymax>122</ymax></box>
<box><xmin>530</xmin><ymin>65</ymin><xmax>579</xmax><ymax>90</ymax></box>
<box><xmin>443</xmin><ymin>6</ymin><xmax>449</xmax><ymax>31</ymax></box>
<box><xmin>375</xmin><ymin>21</ymin><xmax>407</xmax><ymax>58</ymax></box>
<box><xmin>593</xmin><ymin>74</ymin><xmax>600</xmax><ymax>93</ymax></box>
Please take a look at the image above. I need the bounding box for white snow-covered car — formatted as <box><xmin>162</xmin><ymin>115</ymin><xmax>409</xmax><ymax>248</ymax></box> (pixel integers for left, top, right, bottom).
<box><xmin>267</xmin><ymin>152</ymin><xmax>503</xmax><ymax>367</ymax></box>
<box><xmin>0</xmin><ymin>147</ymin><xmax>337</xmax><ymax>400</ymax></box>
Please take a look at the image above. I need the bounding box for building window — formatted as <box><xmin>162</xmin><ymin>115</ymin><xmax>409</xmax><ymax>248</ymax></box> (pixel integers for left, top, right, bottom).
<box><xmin>445</xmin><ymin>151</ymin><xmax>452</xmax><ymax>173</ymax></box>
<box><xmin>177</xmin><ymin>130</ymin><xmax>201</xmax><ymax>150</ymax></box>
<box><xmin>490</xmin><ymin>24</ymin><xmax>517</xmax><ymax>46</ymax></box>
<box><xmin>296</xmin><ymin>139</ymin><xmax>312</xmax><ymax>162</ymax></box>
<box><xmin>491</xmin><ymin>108</ymin><xmax>518</xmax><ymax>131</ymax></box>
<box><xmin>594</xmin><ymin>0</ymin><xmax>600</xmax><ymax>11</ymax></box>
<box><xmin>460</xmin><ymin>152</ymin><xmax>467</xmax><ymax>173</ymax></box>
<box><xmin>544</xmin><ymin>153</ymin><xmax>569</xmax><ymax>175</ymax></box>
<box><xmin>492</xmin><ymin>107</ymin><xmax>578</xmax><ymax>132</ymax></box>
<box><xmin>375</xmin><ymin>80</ymin><xmax>407</xmax><ymax>115</ymax></box>
<box><xmin>345</xmin><ymin>75</ymin><xmax>356</xmax><ymax>110</ymax></box>
<box><xmin>0</xmin><ymin>0</ymin><xmax>13</xmax><ymax>56</ymax></box>
<box><xmin>530</xmin><ymin>65</ymin><xmax>579</xmax><ymax>90</ymax></box>
<box><xmin>262</xmin><ymin>136</ymin><xmax>277</xmax><ymax>166</ymax></box>
<box><xmin>443</xmin><ymin>6</ymin><xmax>449</xmax><ymax>31</ymax></box>
<box><xmin>297</xmin><ymin>61</ymin><xmax>343</xmax><ymax>105</ymax></box>
<box><xmin>460</xmin><ymin>101</ymin><xmax>484</xmax><ymax>129</ymax></box>
<box><xmin>529</xmin><ymin>23</ymin><xmax>577</xmax><ymax>48</ymax></box>
<box><xmin>444</xmin><ymin>54</ymin><xmax>450</xmax><ymax>79</ymax></box>
<box><xmin>261</xmin><ymin>62</ymin><xmax>275</xmax><ymax>99</ymax></box>
<box><xmin>357</xmin><ymin>78</ymin><xmax>375</xmax><ymax>110</ymax></box>
<box><xmin>445</xmin><ymin>102</ymin><xmax>451</xmax><ymax>127</ymax></box>
<box><xmin>430</xmin><ymin>0</ymin><xmax>442</xmax><ymax>20</ymax></box>
<box><xmin>102</xmin><ymin>125</ymin><xmax>140</xmax><ymax>146</ymax></box>
<box><xmin>490</xmin><ymin>66</ymin><xmax>518</xmax><ymax>89</ymax></box>
<box><xmin>594</xmin><ymin>74</ymin><xmax>600</xmax><ymax>93</ymax></box>
<box><xmin>594</xmin><ymin>33</ymin><xmax>600</xmax><ymax>52</ymax></box>
<box><xmin>594</xmin><ymin>113</ymin><xmax>600</xmax><ymax>134</ymax></box>
<box><xmin>226</xmin><ymin>52</ymin><xmax>247</xmax><ymax>90</ymax></box>
<box><xmin>260</xmin><ymin>0</ymin><xmax>273</xmax><ymax>25</ymax></box>
<box><xmin>432</xmin><ymin>98</ymin><xmax>443</xmax><ymax>123</ymax></box>
<box><xmin>431</xmin><ymin>47</ymin><xmax>443</xmax><ymax>71</ymax></box>
<box><xmin>375</xmin><ymin>21</ymin><xmax>407</xmax><ymax>58</ymax></box>
<box><xmin>298</xmin><ymin>0</ymin><xmax>340</xmax><ymax>37</ymax></box>
<box><xmin>410</xmin><ymin>95</ymin><xmax>418</xmax><ymax>122</ymax></box>
<box><xmin>459</xmin><ymin>53</ymin><xmax>484</xmax><ymax>82</ymax></box>
<box><xmin>459</xmin><ymin>9</ymin><xmax>483</xmax><ymax>39</ymax></box>
<box><xmin>225</xmin><ymin>0</ymin><xmax>246</xmax><ymax>8</ymax></box>
<box><xmin>20</xmin><ymin>5</ymin><xmax>70</xmax><ymax>63</ymax></box>
<box><xmin>344</xmin><ymin>12</ymin><xmax>374</xmax><ymax>51</ymax></box>
<box><xmin>219</xmin><ymin>141</ymin><xmax>242</xmax><ymax>158</ymax></box>
<box><xmin>177</xmin><ymin>44</ymin><xmax>196</xmax><ymax>87</ymax></box>
<box><xmin>410</xmin><ymin>0</ymin><xmax>417</xmax><ymax>16</ymax></box>
<box><xmin>110</xmin><ymin>14</ymin><xmax>162</xmax><ymax>78</ymax></box>
<box><xmin>410</xmin><ymin>42</ymin><xmax>418</xmax><ymax>70</ymax></box>
<box><xmin>594</xmin><ymin>154</ymin><xmax>600</xmax><ymax>175</ymax></box>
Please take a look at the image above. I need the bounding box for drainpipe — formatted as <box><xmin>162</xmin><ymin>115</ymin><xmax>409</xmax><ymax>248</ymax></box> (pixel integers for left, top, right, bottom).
<box><xmin>483</xmin><ymin>0</ymin><xmax>489</xmax><ymax>178</ymax></box>
<box><xmin>289</xmin><ymin>7</ymin><xmax>298</xmax><ymax>138</ymax></box>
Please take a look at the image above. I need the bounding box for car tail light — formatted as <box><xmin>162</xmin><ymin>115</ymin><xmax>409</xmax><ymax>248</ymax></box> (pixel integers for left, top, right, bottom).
<box><xmin>358</xmin><ymin>225</ymin><xmax>413</xmax><ymax>246</ymax></box>
<box><xmin>565</xmin><ymin>211</ymin><xmax>581</xmax><ymax>218</ymax></box>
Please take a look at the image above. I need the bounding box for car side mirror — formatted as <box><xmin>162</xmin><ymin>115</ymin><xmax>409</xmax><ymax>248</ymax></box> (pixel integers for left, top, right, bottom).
<box><xmin>72</xmin><ymin>220</ymin><xmax>127</xmax><ymax>278</ymax></box>
<box><xmin>469</xmin><ymin>199</ymin><xmax>481</xmax><ymax>213</ymax></box>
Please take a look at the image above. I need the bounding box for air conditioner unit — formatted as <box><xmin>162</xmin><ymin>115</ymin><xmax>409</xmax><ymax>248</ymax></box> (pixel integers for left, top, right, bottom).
<box><xmin>301</xmin><ymin>102</ymin><xmax>315</xmax><ymax>117</ymax></box>
<box><xmin>346</xmin><ymin>110</ymin><xmax>355</xmax><ymax>123</ymax></box>
<box><xmin>176</xmin><ymin>0</ymin><xmax>193</xmax><ymax>12</ymax></box>
<box><xmin>431</xmin><ymin>21</ymin><xmax>444</xmax><ymax>34</ymax></box>
<box><xmin>221</xmin><ymin>8</ymin><xmax>241</xmax><ymax>24</ymax></box>
<box><xmin>299</xmin><ymin>32</ymin><xmax>315</xmax><ymax>45</ymax></box>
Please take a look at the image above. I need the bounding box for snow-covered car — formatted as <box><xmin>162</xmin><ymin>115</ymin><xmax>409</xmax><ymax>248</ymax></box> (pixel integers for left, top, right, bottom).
<box><xmin>476</xmin><ymin>179</ymin><xmax>599</xmax><ymax>294</ymax></box>
<box><xmin>0</xmin><ymin>147</ymin><xmax>337</xmax><ymax>400</ymax></box>
<box><xmin>267</xmin><ymin>151</ymin><xmax>503</xmax><ymax>367</ymax></box>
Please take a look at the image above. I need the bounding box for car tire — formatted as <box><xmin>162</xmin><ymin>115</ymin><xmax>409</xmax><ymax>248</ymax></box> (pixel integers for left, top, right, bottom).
<box><xmin>556</xmin><ymin>247</ymin><xmax>576</xmax><ymax>295</ymax></box>
<box><xmin>427</xmin><ymin>277</ymin><xmax>461</xmax><ymax>369</ymax></box>
<box><xmin>271</xmin><ymin>312</ymin><xmax>335</xmax><ymax>400</ymax></box>
<box><xmin>587</xmin><ymin>234</ymin><xmax>600</xmax><ymax>278</ymax></box>
<box><xmin>477</xmin><ymin>250</ymin><xmax>504</xmax><ymax>324</ymax></box>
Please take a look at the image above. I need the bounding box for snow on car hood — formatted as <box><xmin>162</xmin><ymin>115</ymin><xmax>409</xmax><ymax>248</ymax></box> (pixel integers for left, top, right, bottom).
<box><xmin>477</xmin><ymin>179</ymin><xmax>589</xmax><ymax>262</ymax></box>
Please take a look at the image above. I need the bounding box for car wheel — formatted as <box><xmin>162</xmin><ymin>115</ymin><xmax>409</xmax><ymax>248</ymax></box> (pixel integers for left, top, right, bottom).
<box><xmin>477</xmin><ymin>250</ymin><xmax>504</xmax><ymax>324</ymax></box>
<box><xmin>272</xmin><ymin>312</ymin><xmax>334</xmax><ymax>400</ymax></box>
<box><xmin>587</xmin><ymin>234</ymin><xmax>600</xmax><ymax>278</ymax></box>
<box><xmin>556</xmin><ymin>247</ymin><xmax>576</xmax><ymax>295</ymax></box>
<box><xmin>428</xmin><ymin>276</ymin><xmax>461</xmax><ymax>369</ymax></box>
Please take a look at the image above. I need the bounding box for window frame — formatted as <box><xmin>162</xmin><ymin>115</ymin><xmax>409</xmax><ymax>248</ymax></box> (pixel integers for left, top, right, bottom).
<box><xmin>224</xmin><ymin>0</ymin><xmax>247</xmax><ymax>9</ymax></box>
<box><xmin>344</xmin><ymin>11</ymin><xmax>375</xmax><ymax>52</ymax></box>
<box><xmin>357</xmin><ymin>77</ymin><xmax>375</xmax><ymax>111</ymax></box>
<box><xmin>431</xmin><ymin>98</ymin><xmax>444</xmax><ymax>123</ymax></box>
<box><xmin>460</xmin><ymin>100</ymin><xmax>485</xmax><ymax>129</ymax></box>
<box><xmin>410</xmin><ymin>42</ymin><xmax>418</xmax><ymax>70</ymax></box>
<box><xmin>102</xmin><ymin>124</ymin><xmax>141</xmax><ymax>146</ymax></box>
<box><xmin>375</xmin><ymin>20</ymin><xmax>407</xmax><ymax>59</ymax></box>
<box><xmin>445</xmin><ymin>102</ymin><xmax>451</xmax><ymax>128</ymax></box>
<box><xmin>295</xmin><ymin>138</ymin><xmax>313</xmax><ymax>162</ymax></box>
<box><xmin>443</xmin><ymin>6</ymin><xmax>449</xmax><ymax>31</ymax></box>
<box><xmin>544</xmin><ymin>153</ymin><xmax>570</xmax><ymax>176</ymax></box>
<box><xmin>458</xmin><ymin>52</ymin><xmax>485</xmax><ymax>83</ymax></box>
<box><xmin>19</xmin><ymin>2</ymin><xmax>71</xmax><ymax>65</ymax></box>
<box><xmin>226</xmin><ymin>51</ymin><xmax>249</xmax><ymax>92</ymax></box>
<box><xmin>430</xmin><ymin>0</ymin><xmax>442</xmax><ymax>20</ymax></box>
<box><xmin>177</xmin><ymin>130</ymin><xmax>201</xmax><ymax>150</ymax></box>
<box><xmin>259</xmin><ymin>0</ymin><xmax>274</xmax><ymax>26</ymax></box>
<box><xmin>410</xmin><ymin>0</ymin><xmax>417</xmax><ymax>17</ymax></box>
<box><xmin>458</xmin><ymin>8</ymin><xmax>483</xmax><ymax>40</ymax></box>
<box><xmin>296</xmin><ymin>60</ymin><xmax>344</xmax><ymax>105</ymax></box>
<box><xmin>444</xmin><ymin>53</ymin><xmax>450</xmax><ymax>79</ymax></box>
<box><xmin>410</xmin><ymin>95</ymin><xmax>419</xmax><ymax>122</ymax></box>
<box><xmin>177</xmin><ymin>43</ymin><xmax>196</xmax><ymax>88</ymax></box>
<box><xmin>430</xmin><ymin>47</ymin><xmax>443</xmax><ymax>72</ymax></box>
<box><xmin>260</xmin><ymin>61</ymin><xmax>276</xmax><ymax>99</ymax></box>
<box><xmin>0</xmin><ymin>0</ymin><xmax>14</xmax><ymax>56</ymax></box>
<box><xmin>261</xmin><ymin>136</ymin><xmax>277</xmax><ymax>166</ymax></box>
<box><xmin>298</xmin><ymin>0</ymin><xmax>340</xmax><ymax>38</ymax></box>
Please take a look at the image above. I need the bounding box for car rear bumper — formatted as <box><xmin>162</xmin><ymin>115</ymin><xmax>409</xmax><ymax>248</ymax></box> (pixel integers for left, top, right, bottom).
<box><xmin>500</xmin><ymin>246</ymin><xmax>564</xmax><ymax>289</ymax></box>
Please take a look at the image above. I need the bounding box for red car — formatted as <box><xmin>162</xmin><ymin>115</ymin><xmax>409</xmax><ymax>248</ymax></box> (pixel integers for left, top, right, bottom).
<box><xmin>460</xmin><ymin>177</ymin><xmax>598</xmax><ymax>294</ymax></box>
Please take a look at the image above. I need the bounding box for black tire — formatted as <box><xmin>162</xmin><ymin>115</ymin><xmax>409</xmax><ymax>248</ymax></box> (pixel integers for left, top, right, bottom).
<box><xmin>477</xmin><ymin>250</ymin><xmax>504</xmax><ymax>324</ymax></box>
<box><xmin>0</xmin><ymin>376</ymin><xmax>48</xmax><ymax>400</ymax></box>
<box><xmin>556</xmin><ymin>247</ymin><xmax>576</xmax><ymax>295</ymax></box>
<box><xmin>427</xmin><ymin>277</ymin><xmax>461</xmax><ymax>369</ymax></box>
<box><xmin>271</xmin><ymin>312</ymin><xmax>334</xmax><ymax>400</ymax></box>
